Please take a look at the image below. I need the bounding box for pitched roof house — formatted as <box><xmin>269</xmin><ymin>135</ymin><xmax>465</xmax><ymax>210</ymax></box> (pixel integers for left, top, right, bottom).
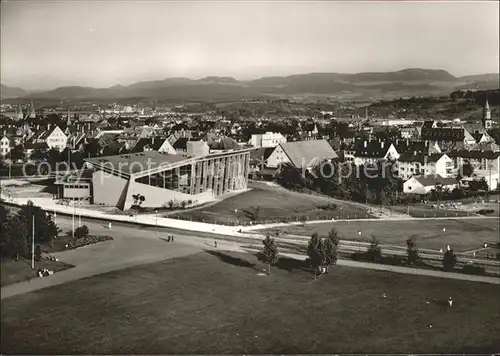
<box><xmin>403</xmin><ymin>174</ymin><xmax>458</xmax><ymax>194</ymax></box>
<box><xmin>344</xmin><ymin>140</ymin><xmax>399</xmax><ymax>166</ymax></box>
<box><xmin>130</xmin><ymin>136</ymin><xmax>176</xmax><ymax>154</ymax></box>
<box><xmin>266</xmin><ymin>139</ymin><xmax>338</xmax><ymax>168</ymax></box>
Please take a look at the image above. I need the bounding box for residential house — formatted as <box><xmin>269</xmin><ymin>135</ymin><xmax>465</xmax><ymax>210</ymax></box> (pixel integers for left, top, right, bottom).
<box><xmin>344</xmin><ymin>140</ymin><xmax>399</xmax><ymax>166</ymax></box>
<box><xmin>0</xmin><ymin>135</ymin><xmax>12</xmax><ymax>157</ymax></box>
<box><xmin>187</xmin><ymin>140</ymin><xmax>210</xmax><ymax>157</ymax></box>
<box><xmin>24</xmin><ymin>142</ymin><xmax>50</xmax><ymax>160</ymax></box>
<box><xmin>400</xmin><ymin>127</ymin><xmax>420</xmax><ymax>140</ymax></box>
<box><xmin>298</xmin><ymin>121</ymin><xmax>319</xmax><ymax>139</ymax></box>
<box><xmin>396</xmin><ymin>153</ymin><xmax>453</xmax><ymax>180</ymax></box>
<box><xmin>250</xmin><ymin>132</ymin><xmax>287</xmax><ymax>148</ymax></box>
<box><xmin>420</xmin><ymin>126</ymin><xmax>476</xmax><ymax>151</ymax></box>
<box><xmin>172</xmin><ymin>137</ymin><xmax>190</xmax><ymax>155</ymax></box>
<box><xmin>266</xmin><ymin>139</ymin><xmax>338</xmax><ymax>169</ymax></box>
<box><xmin>403</xmin><ymin>174</ymin><xmax>458</xmax><ymax>194</ymax></box>
<box><xmin>249</xmin><ymin>147</ymin><xmax>275</xmax><ymax>172</ymax></box>
<box><xmin>447</xmin><ymin>150</ymin><xmax>500</xmax><ymax>190</ymax></box>
<box><xmin>30</xmin><ymin>125</ymin><xmax>68</xmax><ymax>152</ymax></box>
<box><xmin>130</xmin><ymin>136</ymin><xmax>176</xmax><ymax>154</ymax></box>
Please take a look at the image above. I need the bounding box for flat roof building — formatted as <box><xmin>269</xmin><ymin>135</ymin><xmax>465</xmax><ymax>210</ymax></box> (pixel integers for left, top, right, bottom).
<box><xmin>84</xmin><ymin>149</ymin><xmax>252</xmax><ymax>210</ymax></box>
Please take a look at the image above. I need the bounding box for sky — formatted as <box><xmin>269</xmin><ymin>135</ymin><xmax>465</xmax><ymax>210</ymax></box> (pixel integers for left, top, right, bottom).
<box><xmin>1</xmin><ymin>1</ymin><xmax>499</xmax><ymax>90</ymax></box>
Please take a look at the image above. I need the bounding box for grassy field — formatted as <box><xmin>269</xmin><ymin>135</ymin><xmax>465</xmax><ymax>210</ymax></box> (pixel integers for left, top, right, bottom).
<box><xmin>0</xmin><ymin>258</ymin><xmax>73</xmax><ymax>287</ymax></box>
<box><xmin>389</xmin><ymin>205</ymin><xmax>477</xmax><ymax>218</ymax></box>
<box><xmin>2</xmin><ymin>251</ymin><xmax>499</xmax><ymax>354</ymax></box>
<box><xmin>171</xmin><ymin>182</ymin><xmax>372</xmax><ymax>224</ymax></box>
<box><xmin>277</xmin><ymin>218</ymin><xmax>500</xmax><ymax>252</ymax></box>
<box><xmin>389</xmin><ymin>198</ymin><xmax>500</xmax><ymax>219</ymax></box>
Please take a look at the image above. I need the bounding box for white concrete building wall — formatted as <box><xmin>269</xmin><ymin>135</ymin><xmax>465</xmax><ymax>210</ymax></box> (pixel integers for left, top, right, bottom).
<box><xmin>92</xmin><ymin>170</ymin><xmax>129</xmax><ymax>207</ymax></box>
<box><xmin>124</xmin><ymin>181</ymin><xmax>214</xmax><ymax>210</ymax></box>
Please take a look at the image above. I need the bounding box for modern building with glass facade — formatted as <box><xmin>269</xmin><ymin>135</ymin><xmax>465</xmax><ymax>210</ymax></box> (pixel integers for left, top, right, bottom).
<box><xmin>84</xmin><ymin>149</ymin><xmax>252</xmax><ymax>210</ymax></box>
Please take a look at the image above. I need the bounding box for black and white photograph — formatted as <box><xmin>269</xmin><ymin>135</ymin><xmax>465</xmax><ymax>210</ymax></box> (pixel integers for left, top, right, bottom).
<box><xmin>0</xmin><ymin>0</ymin><xmax>499</xmax><ymax>354</ymax></box>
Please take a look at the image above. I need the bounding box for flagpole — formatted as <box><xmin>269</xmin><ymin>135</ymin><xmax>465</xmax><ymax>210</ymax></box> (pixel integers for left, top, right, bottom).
<box><xmin>32</xmin><ymin>213</ymin><xmax>35</xmax><ymax>269</ymax></box>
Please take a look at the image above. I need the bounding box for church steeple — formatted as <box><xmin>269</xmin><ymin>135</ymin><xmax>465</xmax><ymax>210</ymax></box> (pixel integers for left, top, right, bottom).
<box><xmin>482</xmin><ymin>96</ymin><xmax>492</xmax><ymax>129</ymax></box>
<box><xmin>67</xmin><ymin>107</ymin><xmax>72</xmax><ymax>127</ymax></box>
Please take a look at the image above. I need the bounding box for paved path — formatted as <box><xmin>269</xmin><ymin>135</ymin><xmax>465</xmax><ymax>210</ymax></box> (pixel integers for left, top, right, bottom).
<box><xmin>2</xmin><ymin>214</ymin><xmax>499</xmax><ymax>300</ymax></box>
<box><xmin>242</xmin><ymin>215</ymin><xmax>499</xmax><ymax>231</ymax></box>
<box><xmin>1</xmin><ymin>215</ymin><xmax>244</xmax><ymax>300</ymax></box>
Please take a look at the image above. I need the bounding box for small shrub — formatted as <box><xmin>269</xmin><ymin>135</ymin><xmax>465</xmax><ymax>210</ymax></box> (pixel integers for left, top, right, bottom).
<box><xmin>461</xmin><ymin>264</ymin><xmax>486</xmax><ymax>275</ymax></box>
<box><xmin>476</xmin><ymin>209</ymin><xmax>495</xmax><ymax>215</ymax></box>
<box><xmin>442</xmin><ymin>249</ymin><xmax>457</xmax><ymax>272</ymax></box>
<box><xmin>180</xmin><ymin>200</ymin><xmax>187</xmax><ymax>209</ymax></box>
<box><xmin>187</xmin><ymin>199</ymin><xmax>193</xmax><ymax>206</ymax></box>
<box><xmin>406</xmin><ymin>236</ymin><xmax>419</xmax><ymax>265</ymax></box>
<box><xmin>167</xmin><ymin>200</ymin><xmax>174</xmax><ymax>209</ymax></box>
<box><xmin>365</xmin><ymin>236</ymin><xmax>383</xmax><ymax>263</ymax></box>
<box><xmin>74</xmin><ymin>225</ymin><xmax>90</xmax><ymax>239</ymax></box>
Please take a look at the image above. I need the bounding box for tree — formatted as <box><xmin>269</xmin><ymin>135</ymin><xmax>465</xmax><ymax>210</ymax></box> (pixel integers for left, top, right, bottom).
<box><xmin>30</xmin><ymin>149</ymin><xmax>45</xmax><ymax>162</ymax></box>
<box><xmin>0</xmin><ymin>205</ymin><xmax>8</xmax><ymax>226</ymax></box>
<box><xmin>307</xmin><ymin>233</ymin><xmax>326</xmax><ymax>279</ymax></box>
<box><xmin>131</xmin><ymin>194</ymin><xmax>146</xmax><ymax>209</ymax></box>
<box><xmin>365</xmin><ymin>236</ymin><xmax>382</xmax><ymax>263</ymax></box>
<box><xmin>46</xmin><ymin>147</ymin><xmax>62</xmax><ymax>168</ymax></box>
<box><xmin>17</xmin><ymin>201</ymin><xmax>60</xmax><ymax>245</ymax></box>
<box><xmin>8</xmin><ymin>144</ymin><xmax>25</xmax><ymax>162</ymax></box>
<box><xmin>406</xmin><ymin>235</ymin><xmax>419</xmax><ymax>265</ymax></box>
<box><xmin>324</xmin><ymin>228</ymin><xmax>340</xmax><ymax>270</ymax></box>
<box><xmin>443</xmin><ymin>249</ymin><xmax>457</xmax><ymax>272</ymax></box>
<box><xmin>1</xmin><ymin>215</ymin><xmax>29</xmax><ymax>259</ymax></box>
<box><xmin>258</xmin><ymin>234</ymin><xmax>279</xmax><ymax>275</ymax></box>
<box><xmin>460</xmin><ymin>162</ymin><xmax>474</xmax><ymax>177</ymax></box>
<box><xmin>74</xmin><ymin>225</ymin><xmax>90</xmax><ymax>239</ymax></box>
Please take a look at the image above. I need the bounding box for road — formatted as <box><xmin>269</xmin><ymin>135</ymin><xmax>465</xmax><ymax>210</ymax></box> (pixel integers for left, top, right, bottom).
<box><xmin>2</xmin><ymin>213</ymin><xmax>499</xmax><ymax>300</ymax></box>
<box><xmin>1</xmin><ymin>214</ymin><xmax>247</xmax><ymax>300</ymax></box>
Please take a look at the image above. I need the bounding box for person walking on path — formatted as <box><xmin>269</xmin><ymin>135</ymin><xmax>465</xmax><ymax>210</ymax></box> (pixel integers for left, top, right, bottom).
<box><xmin>214</xmin><ymin>240</ymin><xmax>218</xmax><ymax>248</ymax></box>
<box><xmin>448</xmin><ymin>297</ymin><xmax>453</xmax><ymax>307</ymax></box>
<box><xmin>108</xmin><ymin>222</ymin><xmax>112</xmax><ymax>229</ymax></box>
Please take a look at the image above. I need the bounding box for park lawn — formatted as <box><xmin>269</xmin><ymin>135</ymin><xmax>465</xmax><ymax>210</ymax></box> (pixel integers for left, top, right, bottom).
<box><xmin>171</xmin><ymin>185</ymin><xmax>372</xmax><ymax>224</ymax></box>
<box><xmin>0</xmin><ymin>258</ymin><xmax>74</xmax><ymax>287</ymax></box>
<box><xmin>389</xmin><ymin>204</ymin><xmax>476</xmax><ymax>218</ymax></box>
<box><xmin>2</xmin><ymin>251</ymin><xmax>499</xmax><ymax>354</ymax></box>
<box><xmin>278</xmin><ymin>218</ymin><xmax>500</xmax><ymax>252</ymax></box>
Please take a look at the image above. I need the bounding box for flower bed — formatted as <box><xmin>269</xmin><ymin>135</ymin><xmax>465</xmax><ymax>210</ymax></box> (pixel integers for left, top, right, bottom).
<box><xmin>65</xmin><ymin>235</ymin><xmax>113</xmax><ymax>250</ymax></box>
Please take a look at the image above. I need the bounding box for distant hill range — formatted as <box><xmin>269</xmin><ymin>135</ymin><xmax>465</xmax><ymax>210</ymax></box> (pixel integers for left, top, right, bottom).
<box><xmin>2</xmin><ymin>69</ymin><xmax>499</xmax><ymax>102</ymax></box>
<box><xmin>0</xmin><ymin>84</ymin><xmax>29</xmax><ymax>100</ymax></box>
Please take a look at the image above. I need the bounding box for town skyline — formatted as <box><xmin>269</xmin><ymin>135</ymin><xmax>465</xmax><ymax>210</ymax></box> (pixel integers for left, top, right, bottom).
<box><xmin>1</xmin><ymin>1</ymin><xmax>499</xmax><ymax>90</ymax></box>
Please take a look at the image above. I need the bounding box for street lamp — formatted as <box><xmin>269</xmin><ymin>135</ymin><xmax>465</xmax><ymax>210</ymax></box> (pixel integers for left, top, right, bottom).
<box><xmin>31</xmin><ymin>212</ymin><xmax>35</xmax><ymax>269</ymax></box>
<box><xmin>155</xmin><ymin>210</ymin><xmax>158</xmax><ymax>238</ymax></box>
<box><xmin>358</xmin><ymin>230</ymin><xmax>362</xmax><ymax>252</ymax></box>
<box><xmin>72</xmin><ymin>200</ymin><xmax>75</xmax><ymax>238</ymax></box>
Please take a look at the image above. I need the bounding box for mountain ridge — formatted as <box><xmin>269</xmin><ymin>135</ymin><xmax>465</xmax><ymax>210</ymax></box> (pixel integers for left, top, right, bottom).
<box><xmin>3</xmin><ymin>68</ymin><xmax>499</xmax><ymax>101</ymax></box>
